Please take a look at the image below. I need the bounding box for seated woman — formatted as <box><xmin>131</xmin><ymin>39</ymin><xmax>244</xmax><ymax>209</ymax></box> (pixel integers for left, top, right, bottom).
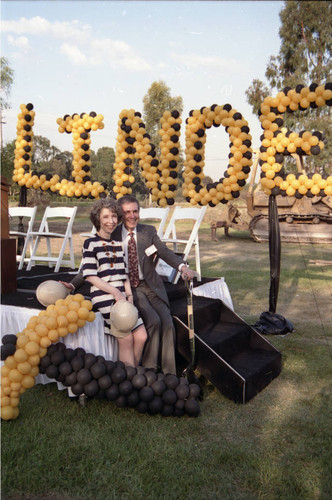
<box><xmin>81</xmin><ymin>198</ymin><xmax>147</xmax><ymax>367</ymax></box>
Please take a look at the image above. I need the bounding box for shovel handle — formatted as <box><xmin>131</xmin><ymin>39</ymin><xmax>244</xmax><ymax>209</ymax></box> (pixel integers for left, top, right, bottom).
<box><xmin>185</xmin><ymin>279</ymin><xmax>194</xmax><ymax>340</ymax></box>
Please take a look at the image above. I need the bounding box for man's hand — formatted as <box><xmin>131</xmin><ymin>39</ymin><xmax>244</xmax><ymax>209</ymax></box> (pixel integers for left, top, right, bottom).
<box><xmin>180</xmin><ymin>266</ymin><xmax>195</xmax><ymax>280</ymax></box>
<box><xmin>60</xmin><ymin>281</ymin><xmax>75</xmax><ymax>292</ymax></box>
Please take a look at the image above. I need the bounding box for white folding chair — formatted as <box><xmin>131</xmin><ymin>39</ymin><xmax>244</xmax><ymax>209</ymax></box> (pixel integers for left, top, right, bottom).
<box><xmin>80</xmin><ymin>226</ymin><xmax>97</xmax><ymax>238</ymax></box>
<box><xmin>161</xmin><ymin>205</ymin><xmax>207</xmax><ymax>283</ymax></box>
<box><xmin>26</xmin><ymin>206</ymin><xmax>77</xmax><ymax>273</ymax></box>
<box><xmin>9</xmin><ymin>206</ymin><xmax>38</xmax><ymax>270</ymax></box>
<box><xmin>139</xmin><ymin>207</ymin><xmax>170</xmax><ymax>237</ymax></box>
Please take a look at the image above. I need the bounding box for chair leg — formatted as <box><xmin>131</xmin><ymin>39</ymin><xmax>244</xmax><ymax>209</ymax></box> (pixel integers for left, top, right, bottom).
<box><xmin>55</xmin><ymin>242</ymin><xmax>66</xmax><ymax>273</ymax></box>
<box><xmin>46</xmin><ymin>237</ymin><xmax>53</xmax><ymax>268</ymax></box>
<box><xmin>54</xmin><ymin>235</ymin><xmax>70</xmax><ymax>273</ymax></box>
<box><xmin>27</xmin><ymin>235</ymin><xmax>40</xmax><ymax>271</ymax></box>
<box><xmin>69</xmin><ymin>237</ymin><xmax>75</xmax><ymax>269</ymax></box>
<box><xmin>18</xmin><ymin>235</ymin><xmax>30</xmax><ymax>270</ymax></box>
<box><xmin>195</xmin><ymin>242</ymin><xmax>201</xmax><ymax>281</ymax></box>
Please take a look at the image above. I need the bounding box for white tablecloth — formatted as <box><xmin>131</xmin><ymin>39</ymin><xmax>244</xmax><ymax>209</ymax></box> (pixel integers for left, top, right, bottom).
<box><xmin>1</xmin><ymin>279</ymin><xmax>233</xmax><ymax>390</ymax></box>
<box><xmin>1</xmin><ymin>305</ymin><xmax>118</xmax><ymax>390</ymax></box>
<box><xmin>193</xmin><ymin>278</ymin><xmax>234</xmax><ymax>311</ymax></box>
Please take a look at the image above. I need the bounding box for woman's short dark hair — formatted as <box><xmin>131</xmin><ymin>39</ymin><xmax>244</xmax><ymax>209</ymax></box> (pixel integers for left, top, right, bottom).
<box><xmin>90</xmin><ymin>198</ymin><xmax>122</xmax><ymax>231</ymax></box>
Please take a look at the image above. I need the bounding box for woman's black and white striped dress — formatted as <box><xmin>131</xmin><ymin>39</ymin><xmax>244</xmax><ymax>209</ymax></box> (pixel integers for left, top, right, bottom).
<box><xmin>82</xmin><ymin>234</ymin><xmax>141</xmax><ymax>335</ymax></box>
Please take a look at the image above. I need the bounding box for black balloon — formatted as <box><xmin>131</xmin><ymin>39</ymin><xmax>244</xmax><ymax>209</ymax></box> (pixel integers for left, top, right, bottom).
<box><xmin>162</xmin><ymin>389</ymin><xmax>177</xmax><ymax>405</ymax></box>
<box><xmin>51</xmin><ymin>351</ymin><xmax>65</xmax><ymax>366</ymax></box>
<box><xmin>115</xmin><ymin>395</ymin><xmax>127</xmax><ymax>408</ymax></box>
<box><xmin>46</xmin><ymin>365</ymin><xmax>59</xmax><ymax>379</ymax></box>
<box><xmin>127</xmin><ymin>390</ymin><xmax>140</xmax><ymax>407</ymax></box>
<box><xmin>105</xmin><ymin>384</ymin><xmax>120</xmax><ymax>401</ymax></box>
<box><xmin>71</xmin><ymin>356</ymin><xmax>84</xmax><ymax>372</ymax></box>
<box><xmin>59</xmin><ymin>361</ymin><xmax>72</xmax><ymax>376</ymax></box>
<box><xmin>111</xmin><ymin>366</ymin><xmax>126</xmax><ymax>384</ymax></box>
<box><xmin>151</xmin><ymin>380</ymin><xmax>167</xmax><ymax>396</ymax></box>
<box><xmin>1</xmin><ymin>343</ymin><xmax>16</xmax><ymax>360</ymax></box>
<box><xmin>98</xmin><ymin>374</ymin><xmax>112</xmax><ymax>390</ymax></box>
<box><xmin>148</xmin><ymin>396</ymin><xmax>163</xmax><ymax>414</ymax></box>
<box><xmin>139</xmin><ymin>386</ymin><xmax>154</xmax><ymax>403</ymax></box>
<box><xmin>77</xmin><ymin>368</ymin><xmax>93</xmax><ymax>385</ymax></box>
<box><xmin>119</xmin><ymin>380</ymin><xmax>133</xmax><ymax>396</ymax></box>
<box><xmin>84</xmin><ymin>379</ymin><xmax>99</xmax><ymax>397</ymax></box>
<box><xmin>185</xmin><ymin>398</ymin><xmax>201</xmax><ymax>417</ymax></box>
<box><xmin>132</xmin><ymin>373</ymin><xmax>147</xmax><ymax>389</ymax></box>
<box><xmin>165</xmin><ymin>374</ymin><xmax>179</xmax><ymax>390</ymax></box>
<box><xmin>71</xmin><ymin>382</ymin><xmax>84</xmax><ymax>395</ymax></box>
<box><xmin>91</xmin><ymin>362</ymin><xmax>107</xmax><ymax>379</ymax></box>
<box><xmin>2</xmin><ymin>335</ymin><xmax>18</xmax><ymax>345</ymax></box>
<box><xmin>84</xmin><ymin>353</ymin><xmax>97</xmax><ymax>369</ymax></box>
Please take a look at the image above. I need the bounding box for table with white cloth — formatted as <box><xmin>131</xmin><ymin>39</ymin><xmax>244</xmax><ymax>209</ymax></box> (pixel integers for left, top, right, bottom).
<box><xmin>1</xmin><ymin>277</ymin><xmax>233</xmax><ymax>391</ymax></box>
<box><xmin>1</xmin><ymin>305</ymin><xmax>118</xmax><ymax>391</ymax></box>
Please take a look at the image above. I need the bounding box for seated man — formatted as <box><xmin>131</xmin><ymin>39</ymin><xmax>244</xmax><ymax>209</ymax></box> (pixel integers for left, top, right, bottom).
<box><xmin>65</xmin><ymin>195</ymin><xmax>195</xmax><ymax>375</ymax></box>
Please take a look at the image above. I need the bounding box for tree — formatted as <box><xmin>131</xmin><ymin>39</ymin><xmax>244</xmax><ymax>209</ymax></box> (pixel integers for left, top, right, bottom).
<box><xmin>32</xmin><ymin>135</ymin><xmax>61</xmax><ymax>169</ymax></box>
<box><xmin>90</xmin><ymin>146</ymin><xmax>115</xmax><ymax>189</ymax></box>
<box><xmin>0</xmin><ymin>57</ymin><xmax>14</xmax><ymax>150</ymax></box>
<box><xmin>0</xmin><ymin>57</ymin><xmax>14</xmax><ymax>112</ymax></box>
<box><xmin>245</xmin><ymin>1</ymin><xmax>332</xmax><ymax>174</ymax></box>
<box><xmin>143</xmin><ymin>80</ymin><xmax>183</xmax><ymax>150</ymax></box>
<box><xmin>267</xmin><ymin>1</ymin><xmax>331</xmax><ymax>90</ymax></box>
<box><xmin>0</xmin><ymin>139</ymin><xmax>15</xmax><ymax>189</ymax></box>
<box><xmin>51</xmin><ymin>151</ymin><xmax>73</xmax><ymax>180</ymax></box>
<box><xmin>245</xmin><ymin>79</ymin><xmax>270</xmax><ymax>115</ymax></box>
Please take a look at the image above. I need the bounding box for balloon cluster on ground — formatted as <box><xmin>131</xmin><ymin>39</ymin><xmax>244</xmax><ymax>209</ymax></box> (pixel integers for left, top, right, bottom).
<box><xmin>11</xmin><ymin>81</ymin><xmax>332</xmax><ymax>203</ymax></box>
<box><xmin>259</xmin><ymin>82</ymin><xmax>332</xmax><ymax>197</ymax></box>
<box><xmin>184</xmin><ymin>105</ymin><xmax>253</xmax><ymax>206</ymax></box>
<box><xmin>39</xmin><ymin>343</ymin><xmax>201</xmax><ymax>417</ymax></box>
<box><xmin>1</xmin><ymin>332</ymin><xmax>201</xmax><ymax>420</ymax></box>
<box><xmin>113</xmin><ymin>109</ymin><xmax>181</xmax><ymax>206</ymax></box>
<box><xmin>13</xmin><ymin>106</ymin><xmax>108</xmax><ymax>199</ymax></box>
<box><xmin>0</xmin><ymin>294</ymin><xmax>95</xmax><ymax>420</ymax></box>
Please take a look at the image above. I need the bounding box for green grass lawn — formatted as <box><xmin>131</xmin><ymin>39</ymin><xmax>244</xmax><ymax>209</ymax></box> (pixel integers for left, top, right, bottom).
<box><xmin>2</xmin><ymin>224</ymin><xmax>332</xmax><ymax>500</ymax></box>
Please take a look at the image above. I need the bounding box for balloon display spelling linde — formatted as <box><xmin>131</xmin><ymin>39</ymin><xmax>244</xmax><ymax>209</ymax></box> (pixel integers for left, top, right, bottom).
<box><xmin>12</xmin><ymin>83</ymin><xmax>332</xmax><ymax>204</ymax></box>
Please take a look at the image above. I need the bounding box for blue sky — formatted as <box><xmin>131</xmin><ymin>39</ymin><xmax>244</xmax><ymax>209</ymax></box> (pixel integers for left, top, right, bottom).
<box><xmin>1</xmin><ymin>0</ymin><xmax>283</xmax><ymax>180</ymax></box>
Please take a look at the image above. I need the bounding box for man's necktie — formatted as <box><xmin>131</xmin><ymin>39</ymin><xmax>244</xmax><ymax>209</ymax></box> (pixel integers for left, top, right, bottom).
<box><xmin>128</xmin><ymin>231</ymin><xmax>140</xmax><ymax>288</ymax></box>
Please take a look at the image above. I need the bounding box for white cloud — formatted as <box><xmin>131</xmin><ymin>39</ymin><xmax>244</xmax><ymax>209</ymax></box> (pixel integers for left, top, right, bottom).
<box><xmin>170</xmin><ymin>52</ymin><xmax>240</xmax><ymax>72</ymax></box>
<box><xmin>90</xmin><ymin>38</ymin><xmax>151</xmax><ymax>70</ymax></box>
<box><xmin>2</xmin><ymin>16</ymin><xmax>151</xmax><ymax>71</ymax></box>
<box><xmin>60</xmin><ymin>43</ymin><xmax>88</xmax><ymax>65</ymax></box>
<box><xmin>7</xmin><ymin>35</ymin><xmax>30</xmax><ymax>50</ymax></box>
<box><xmin>1</xmin><ymin>16</ymin><xmax>86</xmax><ymax>42</ymax></box>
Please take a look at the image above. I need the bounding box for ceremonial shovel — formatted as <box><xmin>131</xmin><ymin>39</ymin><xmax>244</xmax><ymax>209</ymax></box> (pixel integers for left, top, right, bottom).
<box><xmin>182</xmin><ymin>279</ymin><xmax>198</xmax><ymax>384</ymax></box>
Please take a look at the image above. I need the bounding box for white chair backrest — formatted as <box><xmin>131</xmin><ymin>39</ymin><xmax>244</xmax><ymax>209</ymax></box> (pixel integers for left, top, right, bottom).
<box><xmin>163</xmin><ymin>206</ymin><xmax>207</xmax><ymax>241</ymax></box>
<box><xmin>9</xmin><ymin>206</ymin><xmax>37</xmax><ymax>235</ymax></box>
<box><xmin>139</xmin><ymin>207</ymin><xmax>170</xmax><ymax>237</ymax></box>
<box><xmin>161</xmin><ymin>205</ymin><xmax>207</xmax><ymax>282</ymax></box>
<box><xmin>80</xmin><ymin>226</ymin><xmax>97</xmax><ymax>238</ymax></box>
<box><xmin>38</xmin><ymin>206</ymin><xmax>77</xmax><ymax>235</ymax></box>
<box><xmin>26</xmin><ymin>206</ymin><xmax>77</xmax><ymax>272</ymax></box>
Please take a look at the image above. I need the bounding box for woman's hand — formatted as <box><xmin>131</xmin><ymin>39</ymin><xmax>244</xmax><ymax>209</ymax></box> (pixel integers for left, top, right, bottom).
<box><xmin>113</xmin><ymin>289</ymin><xmax>127</xmax><ymax>302</ymax></box>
